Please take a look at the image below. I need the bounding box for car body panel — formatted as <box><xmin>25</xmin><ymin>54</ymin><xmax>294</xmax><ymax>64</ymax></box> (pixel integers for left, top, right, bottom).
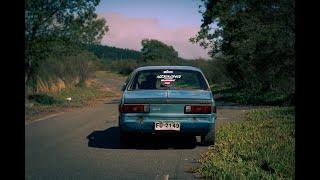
<box><xmin>123</xmin><ymin>90</ymin><xmax>168</xmax><ymax>104</ymax></box>
<box><xmin>166</xmin><ymin>90</ymin><xmax>213</xmax><ymax>104</ymax></box>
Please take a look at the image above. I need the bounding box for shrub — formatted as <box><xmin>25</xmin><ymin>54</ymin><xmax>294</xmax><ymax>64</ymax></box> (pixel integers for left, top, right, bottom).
<box><xmin>28</xmin><ymin>94</ymin><xmax>63</xmax><ymax>105</ymax></box>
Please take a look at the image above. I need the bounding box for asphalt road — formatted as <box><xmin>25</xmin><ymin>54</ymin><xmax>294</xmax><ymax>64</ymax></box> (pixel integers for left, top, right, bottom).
<box><xmin>26</xmin><ymin>101</ymin><xmax>256</xmax><ymax>179</ymax></box>
<box><xmin>25</xmin><ymin>73</ymin><xmax>257</xmax><ymax>179</ymax></box>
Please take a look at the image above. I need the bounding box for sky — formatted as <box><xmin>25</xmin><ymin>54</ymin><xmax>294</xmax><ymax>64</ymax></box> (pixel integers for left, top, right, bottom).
<box><xmin>95</xmin><ymin>0</ymin><xmax>210</xmax><ymax>59</ymax></box>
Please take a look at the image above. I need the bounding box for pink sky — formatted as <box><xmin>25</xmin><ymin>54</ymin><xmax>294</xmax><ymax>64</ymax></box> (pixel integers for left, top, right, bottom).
<box><xmin>98</xmin><ymin>12</ymin><xmax>210</xmax><ymax>59</ymax></box>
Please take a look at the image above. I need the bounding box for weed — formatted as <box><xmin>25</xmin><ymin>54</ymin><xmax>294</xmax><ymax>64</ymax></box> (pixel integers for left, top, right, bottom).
<box><xmin>196</xmin><ymin>107</ymin><xmax>295</xmax><ymax>179</ymax></box>
<box><xmin>211</xmin><ymin>84</ymin><xmax>295</xmax><ymax>106</ymax></box>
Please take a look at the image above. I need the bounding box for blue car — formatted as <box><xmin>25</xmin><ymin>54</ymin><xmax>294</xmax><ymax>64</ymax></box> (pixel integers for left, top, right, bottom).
<box><xmin>118</xmin><ymin>66</ymin><xmax>217</xmax><ymax>145</ymax></box>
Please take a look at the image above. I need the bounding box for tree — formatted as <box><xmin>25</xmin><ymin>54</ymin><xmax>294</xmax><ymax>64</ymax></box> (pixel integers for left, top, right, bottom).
<box><xmin>25</xmin><ymin>0</ymin><xmax>108</xmax><ymax>87</ymax></box>
<box><xmin>141</xmin><ymin>39</ymin><xmax>179</xmax><ymax>62</ymax></box>
<box><xmin>86</xmin><ymin>44</ymin><xmax>142</xmax><ymax>60</ymax></box>
<box><xmin>191</xmin><ymin>0</ymin><xmax>295</xmax><ymax>93</ymax></box>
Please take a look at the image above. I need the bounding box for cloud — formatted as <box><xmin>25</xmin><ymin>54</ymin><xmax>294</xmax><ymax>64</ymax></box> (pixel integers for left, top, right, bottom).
<box><xmin>98</xmin><ymin>12</ymin><xmax>210</xmax><ymax>59</ymax></box>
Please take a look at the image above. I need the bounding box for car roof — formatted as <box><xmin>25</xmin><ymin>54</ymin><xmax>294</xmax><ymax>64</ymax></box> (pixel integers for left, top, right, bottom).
<box><xmin>134</xmin><ymin>66</ymin><xmax>202</xmax><ymax>72</ymax></box>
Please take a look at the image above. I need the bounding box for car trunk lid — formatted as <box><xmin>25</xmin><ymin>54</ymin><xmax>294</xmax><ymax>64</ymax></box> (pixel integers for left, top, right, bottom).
<box><xmin>166</xmin><ymin>90</ymin><xmax>212</xmax><ymax>104</ymax></box>
<box><xmin>123</xmin><ymin>90</ymin><xmax>168</xmax><ymax>104</ymax></box>
<box><xmin>123</xmin><ymin>90</ymin><xmax>212</xmax><ymax>104</ymax></box>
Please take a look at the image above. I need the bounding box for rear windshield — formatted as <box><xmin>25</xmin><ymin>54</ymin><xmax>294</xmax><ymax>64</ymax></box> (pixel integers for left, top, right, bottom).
<box><xmin>127</xmin><ymin>69</ymin><xmax>209</xmax><ymax>90</ymax></box>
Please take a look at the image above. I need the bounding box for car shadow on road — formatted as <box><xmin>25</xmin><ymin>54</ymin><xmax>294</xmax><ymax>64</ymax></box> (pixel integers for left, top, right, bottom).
<box><xmin>87</xmin><ymin>127</ymin><xmax>198</xmax><ymax>150</ymax></box>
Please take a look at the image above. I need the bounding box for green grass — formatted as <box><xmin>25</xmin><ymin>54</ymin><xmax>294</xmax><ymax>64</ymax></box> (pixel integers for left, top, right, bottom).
<box><xmin>196</xmin><ymin>107</ymin><xmax>295</xmax><ymax>179</ymax></box>
<box><xmin>52</xmin><ymin>84</ymin><xmax>115</xmax><ymax>107</ymax></box>
<box><xmin>210</xmin><ymin>84</ymin><xmax>295</xmax><ymax>106</ymax></box>
<box><xmin>28</xmin><ymin>94</ymin><xmax>64</xmax><ymax>105</ymax></box>
<box><xmin>27</xmin><ymin>83</ymin><xmax>115</xmax><ymax>108</ymax></box>
<box><xmin>25</xmin><ymin>75</ymin><xmax>118</xmax><ymax>121</ymax></box>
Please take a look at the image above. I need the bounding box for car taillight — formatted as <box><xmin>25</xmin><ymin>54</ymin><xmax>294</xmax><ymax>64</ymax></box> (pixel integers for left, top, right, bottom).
<box><xmin>184</xmin><ymin>105</ymin><xmax>213</xmax><ymax>114</ymax></box>
<box><xmin>119</xmin><ymin>104</ymin><xmax>150</xmax><ymax>113</ymax></box>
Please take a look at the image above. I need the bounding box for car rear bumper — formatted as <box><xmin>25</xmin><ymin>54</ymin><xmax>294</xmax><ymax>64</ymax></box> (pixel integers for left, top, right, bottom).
<box><xmin>119</xmin><ymin>114</ymin><xmax>216</xmax><ymax>135</ymax></box>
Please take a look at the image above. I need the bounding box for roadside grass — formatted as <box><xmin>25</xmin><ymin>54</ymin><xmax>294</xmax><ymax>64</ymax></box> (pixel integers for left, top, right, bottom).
<box><xmin>51</xmin><ymin>83</ymin><xmax>115</xmax><ymax>107</ymax></box>
<box><xmin>25</xmin><ymin>82</ymin><xmax>115</xmax><ymax>120</ymax></box>
<box><xmin>196</xmin><ymin>107</ymin><xmax>295</xmax><ymax>179</ymax></box>
<box><xmin>210</xmin><ymin>84</ymin><xmax>295</xmax><ymax>106</ymax></box>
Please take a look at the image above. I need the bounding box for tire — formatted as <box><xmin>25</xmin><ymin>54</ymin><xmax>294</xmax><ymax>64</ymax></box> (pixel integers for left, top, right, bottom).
<box><xmin>201</xmin><ymin>125</ymin><xmax>216</xmax><ymax>146</ymax></box>
<box><xmin>119</xmin><ymin>129</ymin><xmax>129</xmax><ymax>145</ymax></box>
<box><xmin>119</xmin><ymin>121</ymin><xmax>129</xmax><ymax>145</ymax></box>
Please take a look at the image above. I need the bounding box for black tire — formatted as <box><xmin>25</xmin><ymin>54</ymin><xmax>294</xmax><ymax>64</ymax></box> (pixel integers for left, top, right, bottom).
<box><xmin>119</xmin><ymin>121</ymin><xmax>129</xmax><ymax>145</ymax></box>
<box><xmin>119</xmin><ymin>129</ymin><xmax>129</xmax><ymax>145</ymax></box>
<box><xmin>201</xmin><ymin>125</ymin><xmax>216</xmax><ymax>146</ymax></box>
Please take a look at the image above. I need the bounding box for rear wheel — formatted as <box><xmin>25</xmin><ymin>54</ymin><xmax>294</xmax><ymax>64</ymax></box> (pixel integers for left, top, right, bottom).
<box><xmin>119</xmin><ymin>129</ymin><xmax>130</xmax><ymax>145</ymax></box>
<box><xmin>119</xmin><ymin>121</ymin><xmax>129</xmax><ymax>145</ymax></box>
<box><xmin>201</xmin><ymin>126</ymin><xmax>216</xmax><ymax>146</ymax></box>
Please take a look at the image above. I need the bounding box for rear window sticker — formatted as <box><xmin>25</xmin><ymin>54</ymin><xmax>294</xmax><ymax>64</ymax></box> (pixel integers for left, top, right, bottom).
<box><xmin>156</xmin><ymin>75</ymin><xmax>181</xmax><ymax>79</ymax></box>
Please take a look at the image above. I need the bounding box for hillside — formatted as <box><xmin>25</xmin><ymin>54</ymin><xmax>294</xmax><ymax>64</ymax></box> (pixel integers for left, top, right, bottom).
<box><xmin>86</xmin><ymin>44</ymin><xmax>142</xmax><ymax>61</ymax></box>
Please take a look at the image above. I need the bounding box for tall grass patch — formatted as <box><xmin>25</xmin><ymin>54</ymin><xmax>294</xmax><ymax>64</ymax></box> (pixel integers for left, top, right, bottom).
<box><xmin>197</xmin><ymin>107</ymin><xmax>295</xmax><ymax>179</ymax></box>
<box><xmin>26</xmin><ymin>51</ymin><xmax>97</xmax><ymax>94</ymax></box>
<box><xmin>27</xmin><ymin>82</ymin><xmax>115</xmax><ymax>108</ymax></box>
<box><xmin>51</xmin><ymin>83</ymin><xmax>115</xmax><ymax>107</ymax></box>
<box><xmin>211</xmin><ymin>84</ymin><xmax>295</xmax><ymax>106</ymax></box>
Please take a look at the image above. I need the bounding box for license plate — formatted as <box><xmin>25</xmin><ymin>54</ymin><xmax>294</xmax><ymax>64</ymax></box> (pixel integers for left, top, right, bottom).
<box><xmin>154</xmin><ymin>122</ymin><xmax>180</xmax><ymax>131</ymax></box>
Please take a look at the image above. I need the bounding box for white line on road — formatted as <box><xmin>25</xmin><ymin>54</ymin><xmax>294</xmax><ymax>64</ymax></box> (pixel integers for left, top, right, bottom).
<box><xmin>25</xmin><ymin>112</ymin><xmax>64</xmax><ymax>125</ymax></box>
<box><xmin>155</xmin><ymin>174</ymin><xmax>169</xmax><ymax>180</ymax></box>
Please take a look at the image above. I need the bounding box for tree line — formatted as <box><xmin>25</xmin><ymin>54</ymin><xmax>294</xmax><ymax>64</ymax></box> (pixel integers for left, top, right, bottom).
<box><xmin>86</xmin><ymin>44</ymin><xmax>142</xmax><ymax>61</ymax></box>
<box><xmin>26</xmin><ymin>0</ymin><xmax>295</xmax><ymax>104</ymax></box>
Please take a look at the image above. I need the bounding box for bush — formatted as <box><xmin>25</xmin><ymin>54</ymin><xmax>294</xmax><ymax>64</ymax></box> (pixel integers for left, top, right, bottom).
<box><xmin>28</xmin><ymin>94</ymin><xmax>63</xmax><ymax>105</ymax></box>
